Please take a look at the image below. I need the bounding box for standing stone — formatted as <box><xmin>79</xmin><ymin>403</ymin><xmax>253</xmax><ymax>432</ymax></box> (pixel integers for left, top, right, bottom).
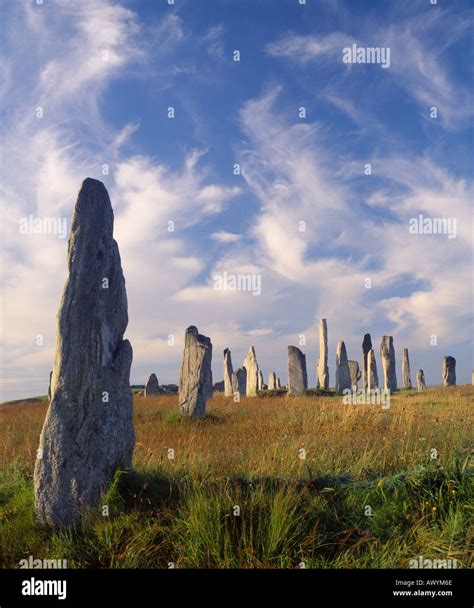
<box><xmin>287</xmin><ymin>346</ymin><xmax>308</xmax><ymax>395</ymax></box>
<box><xmin>380</xmin><ymin>336</ymin><xmax>397</xmax><ymax>393</ymax></box>
<box><xmin>276</xmin><ymin>377</ymin><xmax>281</xmax><ymax>389</ymax></box>
<box><xmin>367</xmin><ymin>348</ymin><xmax>378</xmax><ymax>390</ymax></box>
<box><xmin>268</xmin><ymin>372</ymin><xmax>277</xmax><ymax>390</ymax></box>
<box><xmin>145</xmin><ymin>373</ymin><xmax>159</xmax><ymax>397</ymax></box>
<box><xmin>223</xmin><ymin>348</ymin><xmax>234</xmax><ymax>397</ymax></box>
<box><xmin>47</xmin><ymin>371</ymin><xmax>53</xmax><ymax>401</ymax></box>
<box><xmin>315</xmin><ymin>357</ymin><xmax>320</xmax><ymax>389</ymax></box>
<box><xmin>348</xmin><ymin>360</ymin><xmax>361</xmax><ymax>389</ymax></box>
<box><xmin>335</xmin><ymin>341</ymin><xmax>351</xmax><ymax>394</ymax></box>
<box><xmin>258</xmin><ymin>369</ymin><xmax>264</xmax><ymax>391</ymax></box>
<box><xmin>179</xmin><ymin>326</ymin><xmax>212</xmax><ymax>417</ymax></box>
<box><xmin>232</xmin><ymin>367</ymin><xmax>247</xmax><ymax>395</ymax></box>
<box><xmin>442</xmin><ymin>356</ymin><xmax>456</xmax><ymax>387</ymax></box>
<box><xmin>416</xmin><ymin>370</ymin><xmax>426</xmax><ymax>391</ymax></box>
<box><xmin>402</xmin><ymin>349</ymin><xmax>412</xmax><ymax>389</ymax></box>
<box><xmin>362</xmin><ymin>334</ymin><xmax>372</xmax><ymax>390</ymax></box>
<box><xmin>243</xmin><ymin>347</ymin><xmax>259</xmax><ymax>397</ymax></box>
<box><xmin>34</xmin><ymin>178</ymin><xmax>134</xmax><ymax>526</ymax></box>
<box><xmin>318</xmin><ymin>319</ymin><xmax>329</xmax><ymax>390</ymax></box>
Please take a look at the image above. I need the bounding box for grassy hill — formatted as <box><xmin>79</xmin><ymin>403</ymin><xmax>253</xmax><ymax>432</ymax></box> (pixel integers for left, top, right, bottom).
<box><xmin>0</xmin><ymin>387</ymin><xmax>472</xmax><ymax>568</ymax></box>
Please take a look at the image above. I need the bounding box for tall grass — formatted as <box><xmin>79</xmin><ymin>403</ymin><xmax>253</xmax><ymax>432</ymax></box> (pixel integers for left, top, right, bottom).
<box><xmin>0</xmin><ymin>387</ymin><xmax>472</xmax><ymax>568</ymax></box>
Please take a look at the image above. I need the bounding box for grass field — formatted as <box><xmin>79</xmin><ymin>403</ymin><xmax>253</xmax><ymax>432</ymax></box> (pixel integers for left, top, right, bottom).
<box><xmin>0</xmin><ymin>387</ymin><xmax>472</xmax><ymax>568</ymax></box>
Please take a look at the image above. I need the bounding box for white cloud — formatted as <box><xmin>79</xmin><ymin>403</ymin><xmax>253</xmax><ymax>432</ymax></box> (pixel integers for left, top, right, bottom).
<box><xmin>211</xmin><ymin>231</ymin><xmax>242</xmax><ymax>244</ymax></box>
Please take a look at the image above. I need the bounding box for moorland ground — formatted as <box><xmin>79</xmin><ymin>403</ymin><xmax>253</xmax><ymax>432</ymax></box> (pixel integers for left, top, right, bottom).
<box><xmin>0</xmin><ymin>387</ymin><xmax>472</xmax><ymax>568</ymax></box>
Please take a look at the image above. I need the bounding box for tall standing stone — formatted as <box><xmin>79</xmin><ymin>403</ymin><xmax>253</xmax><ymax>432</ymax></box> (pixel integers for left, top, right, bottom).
<box><xmin>223</xmin><ymin>349</ymin><xmax>234</xmax><ymax>397</ymax></box>
<box><xmin>380</xmin><ymin>336</ymin><xmax>397</xmax><ymax>393</ymax></box>
<box><xmin>276</xmin><ymin>377</ymin><xmax>281</xmax><ymax>389</ymax></box>
<box><xmin>232</xmin><ymin>367</ymin><xmax>247</xmax><ymax>395</ymax></box>
<box><xmin>315</xmin><ymin>357</ymin><xmax>320</xmax><ymax>389</ymax></box>
<box><xmin>243</xmin><ymin>347</ymin><xmax>259</xmax><ymax>397</ymax></box>
<box><xmin>258</xmin><ymin>369</ymin><xmax>264</xmax><ymax>391</ymax></box>
<box><xmin>318</xmin><ymin>319</ymin><xmax>329</xmax><ymax>390</ymax></box>
<box><xmin>367</xmin><ymin>348</ymin><xmax>379</xmax><ymax>390</ymax></box>
<box><xmin>416</xmin><ymin>369</ymin><xmax>426</xmax><ymax>391</ymax></box>
<box><xmin>402</xmin><ymin>349</ymin><xmax>412</xmax><ymax>389</ymax></box>
<box><xmin>287</xmin><ymin>346</ymin><xmax>308</xmax><ymax>395</ymax></box>
<box><xmin>145</xmin><ymin>373</ymin><xmax>159</xmax><ymax>396</ymax></box>
<box><xmin>442</xmin><ymin>356</ymin><xmax>456</xmax><ymax>387</ymax></box>
<box><xmin>34</xmin><ymin>178</ymin><xmax>134</xmax><ymax>526</ymax></box>
<box><xmin>348</xmin><ymin>360</ymin><xmax>361</xmax><ymax>389</ymax></box>
<box><xmin>335</xmin><ymin>341</ymin><xmax>351</xmax><ymax>394</ymax></box>
<box><xmin>179</xmin><ymin>326</ymin><xmax>212</xmax><ymax>417</ymax></box>
<box><xmin>362</xmin><ymin>334</ymin><xmax>372</xmax><ymax>390</ymax></box>
<box><xmin>268</xmin><ymin>372</ymin><xmax>277</xmax><ymax>390</ymax></box>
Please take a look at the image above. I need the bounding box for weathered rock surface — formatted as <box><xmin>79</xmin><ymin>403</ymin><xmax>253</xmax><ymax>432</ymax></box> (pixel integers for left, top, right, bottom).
<box><xmin>402</xmin><ymin>349</ymin><xmax>412</xmax><ymax>389</ymax></box>
<box><xmin>367</xmin><ymin>348</ymin><xmax>379</xmax><ymax>390</ymax></box>
<box><xmin>318</xmin><ymin>319</ymin><xmax>329</xmax><ymax>390</ymax></box>
<box><xmin>348</xmin><ymin>360</ymin><xmax>361</xmax><ymax>389</ymax></box>
<box><xmin>362</xmin><ymin>334</ymin><xmax>372</xmax><ymax>390</ymax></box>
<box><xmin>276</xmin><ymin>377</ymin><xmax>281</xmax><ymax>389</ymax></box>
<box><xmin>287</xmin><ymin>346</ymin><xmax>308</xmax><ymax>395</ymax></box>
<box><xmin>416</xmin><ymin>369</ymin><xmax>426</xmax><ymax>391</ymax></box>
<box><xmin>243</xmin><ymin>347</ymin><xmax>259</xmax><ymax>397</ymax></box>
<box><xmin>335</xmin><ymin>341</ymin><xmax>351</xmax><ymax>394</ymax></box>
<box><xmin>268</xmin><ymin>372</ymin><xmax>277</xmax><ymax>390</ymax></box>
<box><xmin>34</xmin><ymin>178</ymin><xmax>134</xmax><ymax>526</ymax></box>
<box><xmin>380</xmin><ymin>336</ymin><xmax>397</xmax><ymax>393</ymax></box>
<box><xmin>258</xmin><ymin>369</ymin><xmax>264</xmax><ymax>392</ymax></box>
<box><xmin>315</xmin><ymin>357</ymin><xmax>320</xmax><ymax>389</ymax></box>
<box><xmin>179</xmin><ymin>326</ymin><xmax>212</xmax><ymax>417</ymax></box>
<box><xmin>223</xmin><ymin>348</ymin><xmax>233</xmax><ymax>397</ymax></box>
<box><xmin>232</xmin><ymin>367</ymin><xmax>247</xmax><ymax>395</ymax></box>
<box><xmin>144</xmin><ymin>373</ymin><xmax>159</xmax><ymax>397</ymax></box>
<box><xmin>442</xmin><ymin>356</ymin><xmax>456</xmax><ymax>387</ymax></box>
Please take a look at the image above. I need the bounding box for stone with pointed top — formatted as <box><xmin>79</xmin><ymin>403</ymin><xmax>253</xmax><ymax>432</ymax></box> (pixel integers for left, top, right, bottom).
<box><xmin>335</xmin><ymin>341</ymin><xmax>351</xmax><ymax>394</ymax></box>
<box><xmin>288</xmin><ymin>346</ymin><xmax>308</xmax><ymax>395</ymax></box>
<box><xmin>34</xmin><ymin>178</ymin><xmax>134</xmax><ymax>526</ymax></box>
<box><xmin>367</xmin><ymin>348</ymin><xmax>379</xmax><ymax>390</ymax></box>
<box><xmin>145</xmin><ymin>373</ymin><xmax>159</xmax><ymax>397</ymax></box>
<box><xmin>223</xmin><ymin>348</ymin><xmax>234</xmax><ymax>397</ymax></box>
<box><xmin>268</xmin><ymin>372</ymin><xmax>277</xmax><ymax>390</ymax></box>
<box><xmin>243</xmin><ymin>347</ymin><xmax>259</xmax><ymax>397</ymax></box>
<box><xmin>362</xmin><ymin>334</ymin><xmax>372</xmax><ymax>390</ymax></box>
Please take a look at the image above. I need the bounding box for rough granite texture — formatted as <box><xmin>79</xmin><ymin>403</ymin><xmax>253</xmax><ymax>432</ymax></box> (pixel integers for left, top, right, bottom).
<box><xmin>335</xmin><ymin>341</ymin><xmax>351</xmax><ymax>394</ymax></box>
<box><xmin>145</xmin><ymin>373</ymin><xmax>159</xmax><ymax>396</ymax></box>
<box><xmin>223</xmin><ymin>348</ymin><xmax>234</xmax><ymax>397</ymax></box>
<box><xmin>179</xmin><ymin>326</ymin><xmax>212</xmax><ymax>417</ymax></box>
<box><xmin>380</xmin><ymin>336</ymin><xmax>397</xmax><ymax>393</ymax></box>
<box><xmin>34</xmin><ymin>178</ymin><xmax>134</xmax><ymax>526</ymax></box>
<box><xmin>287</xmin><ymin>346</ymin><xmax>308</xmax><ymax>395</ymax></box>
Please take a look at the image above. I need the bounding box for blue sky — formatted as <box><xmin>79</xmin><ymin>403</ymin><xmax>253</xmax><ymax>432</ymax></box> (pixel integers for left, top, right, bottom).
<box><xmin>0</xmin><ymin>0</ymin><xmax>473</xmax><ymax>400</ymax></box>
